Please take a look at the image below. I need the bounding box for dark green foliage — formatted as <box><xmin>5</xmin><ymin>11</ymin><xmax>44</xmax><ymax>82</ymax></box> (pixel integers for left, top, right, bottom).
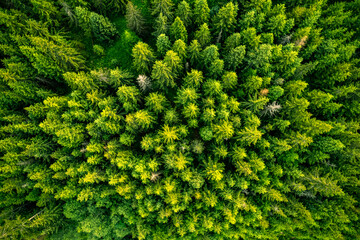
<box><xmin>1</xmin><ymin>0</ymin><xmax>360</xmax><ymax>239</ymax></box>
<box><xmin>75</xmin><ymin>6</ymin><xmax>118</xmax><ymax>42</ymax></box>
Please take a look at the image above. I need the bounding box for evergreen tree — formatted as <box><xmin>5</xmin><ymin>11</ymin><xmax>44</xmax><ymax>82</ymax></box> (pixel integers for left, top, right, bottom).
<box><xmin>193</xmin><ymin>0</ymin><xmax>210</xmax><ymax>26</ymax></box>
<box><xmin>151</xmin><ymin>60</ymin><xmax>175</xmax><ymax>89</ymax></box>
<box><xmin>213</xmin><ymin>2</ymin><xmax>238</xmax><ymax>39</ymax></box>
<box><xmin>151</xmin><ymin>0</ymin><xmax>174</xmax><ymax>20</ymax></box>
<box><xmin>175</xmin><ymin>0</ymin><xmax>192</xmax><ymax>26</ymax></box>
<box><xmin>194</xmin><ymin>23</ymin><xmax>211</xmax><ymax>47</ymax></box>
<box><xmin>170</xmin><ymin>17</ymin><xmax>187</xmax><ymax>42</ymax></box>
<box><xmin>153</xmin><ymin>12</ymin><xmax>168</xmax><ymax>37</ymax></box>
<box><xmin>156</xmin><ymin>34</ymin><xmax>171</xmax><ymax>56</ymax></box>
<box><xmin>132</xmin><ymin>42</ymin><xmax>155</xmax><ymax>73</ymax></box>
<box><xmin>126</xmin><ymin>1</ymin><xmax>145</xmax><ymax>35</ymax></box>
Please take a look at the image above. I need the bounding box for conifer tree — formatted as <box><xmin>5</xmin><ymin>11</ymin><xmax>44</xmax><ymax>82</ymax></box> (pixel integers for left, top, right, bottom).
<box><xmin>153</xmin><ymin>12</ymin><xmax>168</xmax><ymax>37</ymax></box>
<box><xmin>132</xmin><ymin>42</ymin><xmax>155</xmax><ymax>73</ymax></box>
<box><xmin>151</xmin><ymin>0</ymin><xmax>174</xmax><ymax>19</ymax></box>
<box><xmin>213</xmin><ymin>2</ymin><xmax>238</xmax><ymax>39</ymax></box>
<box><xmin>175</xmin><ymin>0</ymin><xmax>192</xmax><ymax>26</ymax></box>
<box><xmin>156</xmin><ymin>34</ymin><xmax>171</xmax><ymax>56</ymax></box>
<box><xmin>193</xmin><ymin>0</ymin><xmax>210</xmax><ymax>26</ymax></box>
<box><xmin>194</xmin><ymin>23</ymin><xmax>211</xmax><ymax>47</ymax></box>
<box><xmin>151</xmin><ymin>60</ymin><xmax>175</xmax><ymax>89</ymax></box>
<box><xmin>126</xmin><ymin>1</ymin><xmax>145</xmax><ymax>35</ymax></box>
<box><xmin>170</xmin><ymin>17</ymin><xmax>187</xmax><ymax>42</ymax></box>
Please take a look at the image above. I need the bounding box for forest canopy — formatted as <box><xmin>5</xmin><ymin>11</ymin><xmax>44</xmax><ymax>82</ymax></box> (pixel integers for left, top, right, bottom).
<box><xmin>0</xmin><ymin>0</ymin><xmax>360</xmax><ymax>239</ymax></box>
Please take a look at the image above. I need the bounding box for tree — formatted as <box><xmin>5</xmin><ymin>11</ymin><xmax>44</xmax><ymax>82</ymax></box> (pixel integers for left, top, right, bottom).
<box><xmin>145</xmin><ymin>92</ymin><xmax>168</xmax><ymax>113</ymax></box>
<box><xmin>193</xmin><ymin>0</ymin><xmax>210</xmax><ymax>26</ymax></box>
<box><xmin>126</xmin><ymin>1</ymin><xmax>145</xmax><ymax>35</ymax></box>
<box><xmin>214</xmin><ymin>2</ymin><xmax>238</xmax><ymax>38</ymax></box>
<box><xmin>172</xmin><ymin>39</ymin><xmax>187</xmax><ymax>60</ymax></box>
<box><xmin>170</xmin><ymin>17</ymin><xmax>187</xmax><ymax>42</ymax></box>
<box><xmin>203</xmin><ymin>158</ymin><xmax>225</xmax><ymax>182</ymax></box>
<box><xmin>151</xmin><ymin>60</ymin><xmax>176</xmax><ymax>89</ymax></box>
<box><xmin>153</xmin><ymin>12</ymin><xmax>168</xmax><ymax>37</ymax></box>
<box><xmin>224</xmin><ymin>33</ymin><xmax>242</xmax><ymax>51</ymax></box>
<box><xmin>213</xmin><ymin>120</ymin><xmax>234</xmax><ymax>142</ymax></box>
<box><xmin>221</xmin><ymin>71</ymin><xmax>238</xmax><ymax>90</ymax></box>
<box><xmin>183</xmin><ymin>69</ymin><xmax>204</xmax><ymax>89</ymax></box>
<box><xmin>163</xmin><ymin>50</ymin><xmax>183</xmax><ymax>75</ymax></box>
<box><xmin>175</xmin><ymin>1</ymin><xmax>192</xmax><ymax>26</ymax></box>
<box><xmin>132</xmin><ymin>42</ymin><xmax>155</xmax><ymax>73</ymax></box>
<box><xmin>237</xmin><ymin>127</ymin><xmax>263</xmax><ymax>146</ymax></box>
<box><xmin>202</xmin><ymin>45</ymin><xmax>219</xmax><ymax>67</ymax></box>
<box><xmin>156</xmin><ymin>34</ymin><xmax>171</xmax><ymax>56</ymax></box>
<box><xmin>225</xmin><ymin>45</ymin><xmax>246</xmax><ymax>71</ymax></box>
<box><xmin>187</xmin><ymin>40</ymin><xmax>202</xmax><ymax>66</ymax></box>
<box><xmin>19</xmin><ymin>35</ymin><xmax>85</xmax><ymax>79</ymax></box>
<box><xmin>194</xmin><ymin>23</ymin><xmax>211</xmax><ymax>47</ymax></box>
<box><xmin>151</xmin><ymin>0</ymin><xmax>174</xmax><ymax>19</ymax></box>
<box><xmin>75</xmin><ymin>7</ymin><xmax>117</xmax><ymax>42</ymax></box>
<box><xmin>159</xmin><ymin>125</ymin><xmax>179</xmax><ymax>143</ymax></box>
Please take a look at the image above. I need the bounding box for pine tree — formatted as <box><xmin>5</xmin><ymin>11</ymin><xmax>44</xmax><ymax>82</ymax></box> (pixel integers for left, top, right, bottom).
<box><xmin>221</xmin><ymin>71</ymin><xmax>238</xmax><ymax>90</ymax></box>
<box><xmin>187</xmin><ymin>40</ymin><xmax>201</xmax><ymax>66</ymax></box>
<box><xmin>183</xmin><ymin>69</ymin><xmax>203</xmax><ymax>89</ymax></box>
<box><xmin>193</xmin><ymin>0</ymin><xmax>210</xmax><ymax>26</ymax></box>
<box><xmin>214</xmin><ymin>2</ymin><xmax>238</xmax><ymax>39</ymax></box>
<box><xmin>225</xmin><ymin>45</ymin><xmax>246</xmax><ymax>71</ymax></box>
<box><xmin>132</xmin><ymin>42</ymin><xmax>155</xmax><ymax>73</ymax></box>
<box><xmin>172</xmin><ymin>39</ymin><xmax>187</xmax><ymax>60</ymax></box>
<box><xmin>126</xmin><ymin>1</ymin><xmax>145</xmax><ymax>35</ymax></box>
<box><xmin>156</xmin><ymin>34</ymin><xmax>171</xmax><ymax>56</ymax></box>
<box><xmin>194</xmin><ymin>23</ymin><xmax>211</xmax><ymax>47</ymax></box>
<box><xmin>151</xmin><ymin>60</ymin><xmax>176</xmax><ymax>89</ymax></box>
<box><xmin>153</xmin><ymin>12</ymin><xmax>168</xmax><ymax>37</ymax></box>
<box><xmin>170</xmin><ymin>17</ymin><xmax>187</xmax><ymax>42</ymax></box>
<box><xmin>151</xmin><ymin>0</ymin><xmax>174</xmax><ymax>20</ymax></box>
<box><xmin>175</xmin><ymin>1</ymin><xmax>192</xmax><ymax>26</ymax></box>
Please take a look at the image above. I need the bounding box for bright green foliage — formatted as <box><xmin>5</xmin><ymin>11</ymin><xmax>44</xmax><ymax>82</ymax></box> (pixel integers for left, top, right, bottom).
<box><xmin>204</xmin><ymin>158</ymin><xmax>225</xmax><ymax>182</ymax></box>
<box><xmin>151</xmin><ymin>60</ymin><xmax>176</xmax><ymax>89</ymax></box>
<box><xmin>225</xmin><ymin>45</ymin><xmax>246</xmax><ymax>71</ymax></box>
<box><xmin>169</xmin><ymin>17</ymin><xmax>187</xmax><ymax>42</ymax></box>
<box><xmin>213</xmin><ymin>120</ymin><xmax>234</xmax><ymax>142</ymax></box>
<box><xmin>145</xmin><ymin>92</ymin><xmax>168</xmax><ymax>113</ymax></box>
<box><xmin>175</xmin><ymin>1</ymin><xmax>192</xmax><ymax>26</ymax></box>
<box><xmin>268</xmin><ymin>86</ymin><xmax>284</xmax><ymax>100</ymax></box>
<box><xmin>193</xmin><ymin>0</ymin><xmax>210</xmax><ymax>26</ymax></box>
<box><xmin>159</xmin><ymin>125</ymin><xmax>179</xmax><ymax>143</ymax></box>
<box><xmin>172</xmin><ymin>39</ymin><xmax>187</xmax><ymax>60</ymax></box>
<box><xmin>221</xmin><ymin>71</ymin><xmax>238</xmax><ymax>90</ymax></box>
<box><xmin>194</xmin><ymin>23</ymin><xmax>211</xmax><ymax>47</ymax></box>
<box><xmin>202</xmin><ymin>45</ymin><xmax>219</xmax><ymax>67</ymax></box>
<box><xmin>183</xmin><ymin>69</ymin><xmax>203</xmax><ymax>89</ymax></box>
<box><xmin>214</xmin><ymin>2</ymin><xmax>238</xmax><ymax>37</ymax></box>
<box><xmin>203</xmin><ymin>79</ymin><xmax>222</xmax><ymax>97</ymax></box>
<box><xmin>1</xmin><ymin>1</ymin><xmax>360</xmax><ymax>240</ymax></box>
<box><xmin>187</xmin><ymin>40</ymin><xmax>201</xmax><ymax>66</ymax></box>
<box><xmin>163</xmin><ymin>50</ymin><xmax>183</xmax><ymax>75</ymax></box>
<box><xmin>132</xmin><ymin>42</ymin><xmax>155</xmax><ymax>73</ymax></box>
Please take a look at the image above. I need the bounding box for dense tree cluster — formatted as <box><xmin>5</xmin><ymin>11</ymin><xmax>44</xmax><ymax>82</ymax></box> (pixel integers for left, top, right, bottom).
<box><xmin>0</xmin><ymin>0</ymin><xmax>360</xmax><ymax>239</ymax></box>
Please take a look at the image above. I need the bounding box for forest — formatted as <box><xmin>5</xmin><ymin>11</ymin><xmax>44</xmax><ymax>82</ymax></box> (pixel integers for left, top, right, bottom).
<box><xmin>0</xmin><ymin>0</ymin><xmax>359</xmax><ymax>239</ymax></box>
